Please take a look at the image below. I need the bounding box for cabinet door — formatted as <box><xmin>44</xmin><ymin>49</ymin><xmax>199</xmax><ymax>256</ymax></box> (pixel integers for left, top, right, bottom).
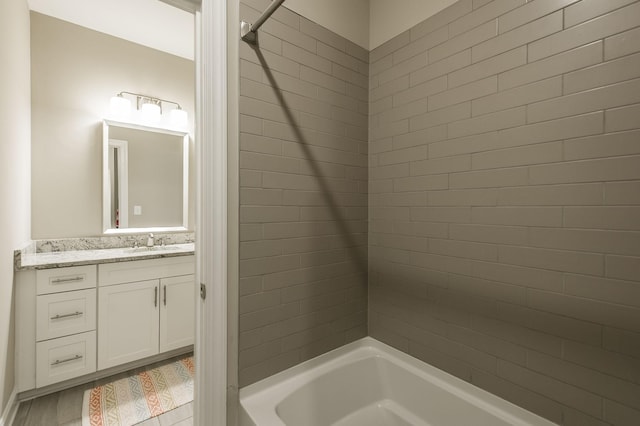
<box><xmin>98</xmin><ymin>280</ymin><xmax>159</xmax><ymax>370</ymax></box>
<box><xmin>159</xmin><ymin>275</ymin><xmax>195</xmax><ymax>352</ymax></box>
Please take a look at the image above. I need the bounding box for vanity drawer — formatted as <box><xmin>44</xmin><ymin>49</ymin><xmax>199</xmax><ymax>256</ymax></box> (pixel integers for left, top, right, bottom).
<box><xmin>37</xmin><ymin>265</ymin><xmax>97</xmax><ymax>295</ymax></box>
<box><xmin>98</xmin><ymin>256</ymin><xmax>194</xmax><ymax>287</ymax></box>
<box><xmin>36</xmin><ymin>289</ymin><xmax>96</xmax><ymax>341</ymax></box>
<box><xmin>36</xmin><ymin>331</ymin><xmax>97</xmax><ymax>388</ymax></box>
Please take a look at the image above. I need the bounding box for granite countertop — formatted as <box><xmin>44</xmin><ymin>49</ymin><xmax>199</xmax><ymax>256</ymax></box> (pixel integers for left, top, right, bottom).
<box><xmin>14</xmin><ymin>233</ymin><xmax>195</xmax><ymax>270</ymax></box>
<box><xmin>16</xmin><ymin>243</ymin><xmax>195</xmax><ymax>270</ymax></box>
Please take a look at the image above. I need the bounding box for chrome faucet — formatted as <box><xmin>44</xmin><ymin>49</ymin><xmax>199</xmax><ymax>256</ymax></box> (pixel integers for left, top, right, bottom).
<box><xmin>147</xmin><ymin>233</ymin><xmax>154</xmax><ymax>247</ymax></box>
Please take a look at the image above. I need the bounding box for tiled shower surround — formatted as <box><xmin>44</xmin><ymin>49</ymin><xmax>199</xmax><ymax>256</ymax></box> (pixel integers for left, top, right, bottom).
<box><xmin>238</xmin><ymin>0</ymin><xmax>369</xmax><ymax>386</ymax></box>
<box><xmin>369</xmin><ymin>0</ymin><xmax>640</xmax><ymax>425</ymax></box>
<box><xmin>239</xmin><ymin>0</ymin><xmax>640</xmax><ymax>424</ymax></box>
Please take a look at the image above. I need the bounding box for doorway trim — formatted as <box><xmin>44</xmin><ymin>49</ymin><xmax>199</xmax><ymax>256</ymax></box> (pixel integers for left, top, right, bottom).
<box><xmin>194</xmin><ymin>0</ymin><xmax>232</xmax><ymax>423</ymax></box>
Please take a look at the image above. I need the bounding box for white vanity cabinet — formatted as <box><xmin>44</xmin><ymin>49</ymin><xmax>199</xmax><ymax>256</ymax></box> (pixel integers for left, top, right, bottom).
<box><xmin>16</xmin><ymin>253</ymin><xmax>195</xmax><ymax>394</ymax></box>
<box><xmin>97</xmin><ymin>256</ymin><xmax>195</xmax><ymax>370</ymax></box>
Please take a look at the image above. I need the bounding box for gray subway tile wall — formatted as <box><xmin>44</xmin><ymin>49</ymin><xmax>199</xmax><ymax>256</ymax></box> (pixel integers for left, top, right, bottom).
<box><xmin>369</xmin><ymin>0</ymin><xmax>640</xmax><ymax>425</ymax></box>
<box><xmin>238</xmin><ymin>0</ymin><xmax>368</xmax><ymax>386</ymax></box>
<box><xmin>237</xmin><ymin>0</ymin><xmax>640</xmax><ymax>424</ymax></box>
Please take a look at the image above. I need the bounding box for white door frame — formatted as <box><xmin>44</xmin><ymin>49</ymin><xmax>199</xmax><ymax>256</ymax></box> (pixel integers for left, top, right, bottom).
<box><xmin>195</xmin><ymin>0</ymin><xmax>230</xmax><ymax>424</ymax></box>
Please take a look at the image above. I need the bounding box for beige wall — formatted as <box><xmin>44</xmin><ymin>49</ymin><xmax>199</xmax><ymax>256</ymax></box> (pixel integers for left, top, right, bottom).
<box><xmin>28</xmin><ymin>0</ymin><xmax>195</xmax><ymax>60</ymax></box>
<box><xmin>30</xmin><ymin>12</ymin><xmax>195</xmax><ymax>239</ymax></box>
<box><xmin>237</xmin><ymin>0</ymin><xmax>369</xmax><ymax>386</ymax></box>
<box><xmin>369</xmin><ymin>0</ymin><xmax>640</xmax><ymax>424</ymax></box>
<box><xmin>369</xmin><ymin>0</ymin><xmax>458</xmax><ymax>49</ymax></box>
<box><xmin>279</xmin><ymin>0</ymin><xmax>461</xmax><ymax>51</ymax></box>
<box><xmin>285</xmin><ymin>0</ymin><xmax>370</xmax><ymax>49</ymax></box>
<box><xmin>0</xmin><ymin>0</ymin><xmax>31</xmax><ymax>414</ymax></box>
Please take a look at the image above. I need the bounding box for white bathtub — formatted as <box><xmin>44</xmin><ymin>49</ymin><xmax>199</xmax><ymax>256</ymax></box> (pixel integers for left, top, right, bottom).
<box><xmin>239</xmin><ymin>337</ymin><xmax>556</xmax><ymax>426</ymax></box>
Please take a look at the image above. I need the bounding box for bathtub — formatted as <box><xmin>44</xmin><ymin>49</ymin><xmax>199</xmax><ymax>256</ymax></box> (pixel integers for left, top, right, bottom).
<box><xmin>239</xmin><ymin>337</ymin><xmax>556</xmax><ymax>426</ymax></box>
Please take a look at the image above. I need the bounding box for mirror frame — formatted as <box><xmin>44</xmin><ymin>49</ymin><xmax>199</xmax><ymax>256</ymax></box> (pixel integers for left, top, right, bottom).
<box><xmin>102</xmin><ymin>119</ymin><xmax>190</xmax><ymax>234</ymax></box>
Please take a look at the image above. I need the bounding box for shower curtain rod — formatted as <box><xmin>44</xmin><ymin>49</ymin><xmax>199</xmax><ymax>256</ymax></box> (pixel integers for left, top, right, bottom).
<box><xmin>241</xmin><ymin>0</ymin><xmax>286</xmax><ymax>44</ymax></box>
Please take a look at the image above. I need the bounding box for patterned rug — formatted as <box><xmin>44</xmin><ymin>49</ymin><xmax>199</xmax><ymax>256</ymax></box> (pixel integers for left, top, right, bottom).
<box><xmin>81</xmin><ymin>357</ymin><xmax>194</xmax><ymax>426</ymax></box>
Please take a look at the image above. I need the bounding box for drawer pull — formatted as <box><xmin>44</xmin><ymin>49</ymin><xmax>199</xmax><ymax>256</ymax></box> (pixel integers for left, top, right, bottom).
<box><xmin>50</xmin><ymin>311</ymin><xmax>83</xmax><ymax>320</ymax></box>
<box><xmin>51</xmin><ymin>276</ymin><xmax>84</xmax><ymax>284</ymax></box>
<box><xmin>51</xmin><ymin>354</ymin><xmax>83</xmax><ymax>366</ymax></box>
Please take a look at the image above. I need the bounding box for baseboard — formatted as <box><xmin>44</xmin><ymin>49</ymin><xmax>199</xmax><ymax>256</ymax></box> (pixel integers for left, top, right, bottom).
<box><xmin>0</xmin><ymin>387</ymin><xmax>18</xmax><ymax>426</ymax></box>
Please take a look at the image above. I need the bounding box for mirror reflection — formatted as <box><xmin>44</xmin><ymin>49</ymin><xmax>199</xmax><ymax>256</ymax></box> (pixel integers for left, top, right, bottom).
<box><xmin>103</xmin><ymin>120</ymin><xmax>189</xmax><ymax>233</ymax></box>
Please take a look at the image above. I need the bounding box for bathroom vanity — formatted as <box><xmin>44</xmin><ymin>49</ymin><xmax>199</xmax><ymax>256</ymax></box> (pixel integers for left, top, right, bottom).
<box><xmin>14</xmin><ymin>241</ymin><xmax>195</xmax><ymax>396</ymax></box>
<box><xmin>14</xmin><ymin>13</ymin><xmax>198</xmax><ymax>400</ymax></box>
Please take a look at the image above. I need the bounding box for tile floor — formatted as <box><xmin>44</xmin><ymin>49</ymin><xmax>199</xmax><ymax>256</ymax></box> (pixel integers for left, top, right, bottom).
<box><xmin>12</xmin><ymin>355</ymin><xmax>193</xmax><ymax>426</ymax></box>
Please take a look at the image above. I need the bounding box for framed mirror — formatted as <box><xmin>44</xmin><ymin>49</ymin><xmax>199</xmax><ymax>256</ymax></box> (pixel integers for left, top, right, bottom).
<box><xmin>102</xmin><ymin>119</ymin><xmax>189</xmax><ymax>234</ymax></box>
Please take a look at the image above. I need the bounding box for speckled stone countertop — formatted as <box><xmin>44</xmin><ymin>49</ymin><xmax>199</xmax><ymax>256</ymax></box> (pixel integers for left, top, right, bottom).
<box><xmin>15</xmin><ymin>233</ymin><xmax>195</xmax><ymax>270</ymax></box>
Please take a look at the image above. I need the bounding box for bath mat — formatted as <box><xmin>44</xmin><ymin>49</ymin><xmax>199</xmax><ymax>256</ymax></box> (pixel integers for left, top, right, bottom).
<box><xmin>81</xmin><ymin>356</ymin><xmax>194</xmax><ymax>426</ymax></box>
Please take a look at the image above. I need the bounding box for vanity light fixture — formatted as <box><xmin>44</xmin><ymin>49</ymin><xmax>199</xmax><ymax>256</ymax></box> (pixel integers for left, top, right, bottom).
<box><xmin>109</xmin><ymin>91</ymin><xmax>188</xmax><ymax>129</ymax></box>
<box><xmin>109</xmin><ymin>93</ymin><xmax>131</xmax><ymax>118</ymax></box>
<box><xmin>140</xmin><ymin>99</ymin><xmax>162</xmax><ymax>124</ymax></box>
<box><xmin>170</xmin><ymin>107</ymin><xmax>188</xmax><ymax>129</ymax></box>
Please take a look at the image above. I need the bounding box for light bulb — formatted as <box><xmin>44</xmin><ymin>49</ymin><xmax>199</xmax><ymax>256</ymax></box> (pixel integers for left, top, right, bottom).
<box><xmin>110</xmin><ymin>95</ymin><xmax>131</xmax><ymax>118</ymax></box>
<box><xmin>140</xmin><ymin>102</ymin><xmax>161</xmax><ymax>124</ymax></box>
<box><xmin>170</xmin><ymin>108</ymin><xmax>188</xmax><ymax>129</ymax></box>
